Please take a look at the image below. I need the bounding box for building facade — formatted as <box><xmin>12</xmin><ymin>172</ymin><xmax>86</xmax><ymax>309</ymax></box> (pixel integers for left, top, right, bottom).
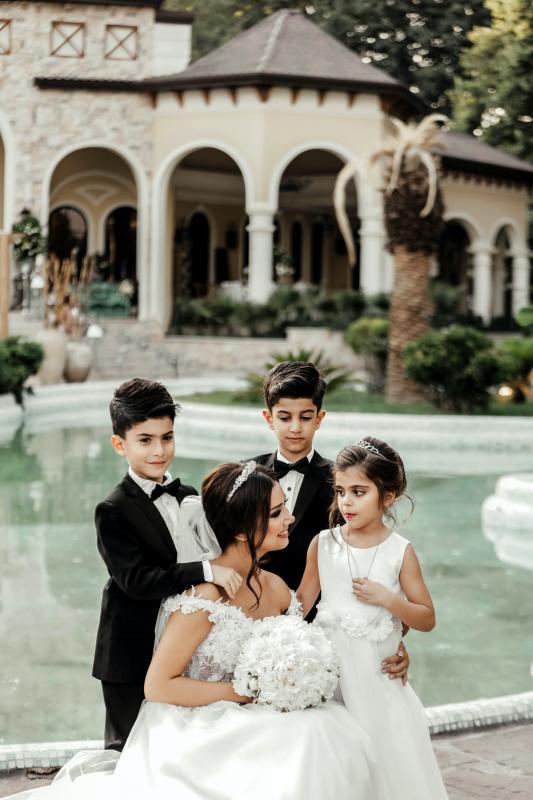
<box><xmin>1</xmin><ymin>1</ymin><xmax>532</xmax><ymax>329</ymax></box>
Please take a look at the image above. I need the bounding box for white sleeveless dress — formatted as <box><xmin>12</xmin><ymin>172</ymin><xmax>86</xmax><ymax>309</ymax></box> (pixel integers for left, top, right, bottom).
<box><xmin>10</xmin><ymin>592</ymin><xmax>384</xmax><ymax>800</ymax></box>
<box><xmin>316</xmin><ymin>528</ymin><xmax>448</xmax><ymax>800</ymax></box>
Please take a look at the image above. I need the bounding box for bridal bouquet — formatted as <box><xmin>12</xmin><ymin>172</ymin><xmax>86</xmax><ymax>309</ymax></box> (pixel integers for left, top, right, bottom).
<box><xmin>232</xmin><ymin>616</ymin><xmax>340</xmax><ymax>712</ymax></box>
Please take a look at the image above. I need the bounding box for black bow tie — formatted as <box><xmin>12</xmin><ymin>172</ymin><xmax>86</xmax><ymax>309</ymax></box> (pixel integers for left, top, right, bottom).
<box><xmin>150</xmin><ymin>478</ymin><xmax>182</xmax><ymax>501</ymax></box>
<box><xmin>273</xmin><ymin>457</ymin><xmax>310</xmax><ymax>479</ymax></box>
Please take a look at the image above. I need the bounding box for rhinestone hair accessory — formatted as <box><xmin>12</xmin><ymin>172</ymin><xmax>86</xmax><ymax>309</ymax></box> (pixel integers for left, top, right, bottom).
<box><xmin>226</xmin><ymin>460</ymin><xmax>258</xmax><ymax>502</ymax></box>
<box><xmin>354</xmin><ymin>440</ymin><xmax>381</xmax><ymax>456</ymax></box>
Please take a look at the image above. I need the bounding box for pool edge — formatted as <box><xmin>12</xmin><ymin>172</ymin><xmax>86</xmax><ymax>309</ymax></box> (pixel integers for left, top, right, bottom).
<box><xmin>1</xmin><ymin>691</ymin><xmax>533</xmax><ymax>772</ymax></box>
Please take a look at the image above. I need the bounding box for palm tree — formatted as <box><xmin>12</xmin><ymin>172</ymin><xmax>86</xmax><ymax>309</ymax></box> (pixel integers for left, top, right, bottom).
<box><xmin>335</xmin><ymin>114</ymin><xmax>446</xmax><ymax>403</ymax></box>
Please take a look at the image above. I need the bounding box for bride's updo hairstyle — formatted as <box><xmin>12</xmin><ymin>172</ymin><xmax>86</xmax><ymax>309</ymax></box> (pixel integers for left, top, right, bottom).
<box><xmin>329</xmin><ymin>436</ymin><xmax>412</xmax><ymax>529</ymax></box>
<box><xmin>202</xmin><ymin>462</ymin><xmax>277</xmax><ymax>606</ymax></box>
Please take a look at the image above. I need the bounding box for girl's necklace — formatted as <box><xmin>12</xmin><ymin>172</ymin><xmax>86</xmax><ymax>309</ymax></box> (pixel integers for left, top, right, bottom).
<box><xmin>343</xmin><ymin>529</ymin><xmax>381</xmax><ymax>580</ymax></box>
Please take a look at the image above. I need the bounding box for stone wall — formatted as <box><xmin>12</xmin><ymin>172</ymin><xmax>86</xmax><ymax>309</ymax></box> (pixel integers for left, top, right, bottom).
<box><xmin>87</xmin><ymin>319</ymin><xmax>362</xmax><ymax>380</ymax></box>
<box><xmin>0</xmin><ymin>2</ymin><xmax>171</xmax><ymax>221</ymax></box>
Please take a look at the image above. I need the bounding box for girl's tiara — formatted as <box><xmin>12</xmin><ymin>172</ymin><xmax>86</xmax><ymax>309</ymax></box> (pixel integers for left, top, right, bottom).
<box><xmin>353</xmin><ymin>440</ymin><xmax>381</xmax><ymax>456</ymax></box>
<box><xmin>226</xmin><ymin>461</ymin><xmax>257</xmax><ymax>502</ymax></box>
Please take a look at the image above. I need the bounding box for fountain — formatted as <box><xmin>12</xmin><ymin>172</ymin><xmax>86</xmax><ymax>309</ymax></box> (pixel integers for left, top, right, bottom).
<box><xmin>482</xmin><ymin>474</ymin><xmax>533</xmax><ymax>570</ymax></box>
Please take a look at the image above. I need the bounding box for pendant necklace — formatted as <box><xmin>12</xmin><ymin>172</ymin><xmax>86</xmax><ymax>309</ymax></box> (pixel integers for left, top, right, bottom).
<box><xmin>344</xmin><ymin>527</ymin><xmax>381</xmax><ymax>580</ymax></box>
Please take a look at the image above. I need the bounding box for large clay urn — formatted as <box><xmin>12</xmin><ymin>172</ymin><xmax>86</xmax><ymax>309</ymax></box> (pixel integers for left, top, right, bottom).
<box><xmin>34</xmin><ymin>327</ymin><xmax>67</xmax><ymax>385</ymax></box>
<box><xmin>64</xmin><ymin>340</ymin><xmax>93</xmax><ymax>383</ymax></box>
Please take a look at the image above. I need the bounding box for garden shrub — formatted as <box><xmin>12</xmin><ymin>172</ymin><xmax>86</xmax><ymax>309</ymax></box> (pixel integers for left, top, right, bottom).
<box><xmin>88</xmin><ymin>283</ymin><xmax>130</xmax><ymax>317</ymax></box>
<box><xmin>345</xmin><ymin>317</ymin><xmax>389</xmax><ymax>392</ymax></box>
<box><xmin>0</xmin><ymin>336</ymin><xmax>44</xmax><ymax>404</ymax></box>
<box><xmin>497</xmin><ymin>338</ymin><xmax>533</xmax><ymax>383</ymax></box>
<box><xmin>403</xmin><ymin>325</ymin><xmax>503</xmax><ymax>412</ymax></box>
<box><xmin>170</xmin><ymin>288</ymin><xmax>367</xmax><ymax>337</ymax></box>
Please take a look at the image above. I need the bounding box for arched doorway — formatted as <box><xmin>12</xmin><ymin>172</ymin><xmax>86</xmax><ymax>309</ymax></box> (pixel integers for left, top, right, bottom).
<box><xmin>437</xmin><ymin>220</ymin><xmax>472</xmax><ymax>314</ymax></box>
<box><xmin>0</xmin><ymin>133</ymin><xmax>4</xmax><ymax>231</ymax></box>
<box><xmin>276</xmin><ymin>149</ymin><xmax>358</xmax><ymax>290</ymax></box>
<box><xmin>47</xmin><ymin>147</ymin><xmax>138</xmax><ymax>312</ymax></box>
<box><xmin>48</xmin><ymin>206</ymin><xmax>88</xmax><ymax>275</ymax></box>
<box><xmin>290</xmin><ymin>220</ymin><xmax>303</xmax><ymax>283</ymax></box>
<box><xmin>104</xmin><ymin>206</ymin><xmax>137</xmax><ymax>283</ymax></box>
<box><xmin>188</xmin><ymin>211</ymin><xmax>210</xmax><ymax>297</ymax></box>
<box><xmin>168</xmin><ymin>148</ymin><xmax>246</xmax><ymax>302</ymax></box>
<box><xmin>492</xmin><ymin>227</ymin><xmax>514</xmax><ymax>327</ymax></box>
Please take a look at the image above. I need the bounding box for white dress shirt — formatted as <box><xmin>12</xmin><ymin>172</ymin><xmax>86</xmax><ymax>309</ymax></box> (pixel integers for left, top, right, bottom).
<box><xmin>128</xmin><ymin>467</ymin><xmax>213</xmax><ymax>582</ymax></box>
<box><xmin>275</xmin><ymin>448</ymin><xmax>314</xmax><ymax>515</ymax></box>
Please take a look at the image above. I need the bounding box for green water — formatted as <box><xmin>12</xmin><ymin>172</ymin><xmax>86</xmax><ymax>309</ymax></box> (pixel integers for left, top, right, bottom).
<box><xmin>1</xmin><ymin>425</ymin><xmax>532</xmax><ymax>744</ymax></box>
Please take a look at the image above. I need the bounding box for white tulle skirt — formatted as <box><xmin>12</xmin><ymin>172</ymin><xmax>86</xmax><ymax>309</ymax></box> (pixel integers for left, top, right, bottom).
<box><xmin>332</xmin><ymin>628</ymin><xmax>448</xmax><ymax>800</ymax></box>
<box><xmin>11</xmin><ymin>699</ymin><xmax>384</xmax><ymax>800</ymax></box>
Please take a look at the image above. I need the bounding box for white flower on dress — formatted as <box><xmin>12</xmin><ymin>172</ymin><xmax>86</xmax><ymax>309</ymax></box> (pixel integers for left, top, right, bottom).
<box><xmin>316</xmin><ymin>603</ymin><xmax>402</xmax><ymax>642</ymax></box>
<box><xmin>232</xmin><ymin>615</ymin><xmax>340</xmax><ymax>712</ymax></box>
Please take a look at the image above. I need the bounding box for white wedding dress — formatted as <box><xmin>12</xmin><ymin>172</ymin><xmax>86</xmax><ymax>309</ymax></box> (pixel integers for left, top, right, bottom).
<box><xmin>12</xmin><ymin>592</ymin><xmax>384</xmax><ymax>800</ymax></box>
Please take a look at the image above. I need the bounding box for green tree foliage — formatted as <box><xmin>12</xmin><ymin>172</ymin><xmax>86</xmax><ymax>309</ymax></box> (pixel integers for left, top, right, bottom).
<box><xmin>166</xmin><ymin>1</ymin><xmax>489</xmax><ymax>114</ymax></box>
<box><xmin>450</xmin><ymin>0</ymin><xmax>533</xmax><ymax>161</ymax></box>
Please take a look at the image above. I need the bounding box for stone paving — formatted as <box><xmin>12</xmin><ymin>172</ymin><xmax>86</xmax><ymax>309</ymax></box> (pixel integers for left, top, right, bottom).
<box><xmin>0</xmin><ymin>722</ymin><xmax>531</xmax><ymax>799</ymax></box>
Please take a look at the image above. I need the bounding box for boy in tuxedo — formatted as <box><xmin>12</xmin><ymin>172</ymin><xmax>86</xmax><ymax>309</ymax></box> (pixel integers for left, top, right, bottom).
<box><xmin>92</xmin><ymin>378</ymin><xmax>241</xmax><ymax>751</ymax></box>
<box><xmin>255</xmin><ymin>361</ymin><xmax>409</xmax><ymax>679</ymax></box>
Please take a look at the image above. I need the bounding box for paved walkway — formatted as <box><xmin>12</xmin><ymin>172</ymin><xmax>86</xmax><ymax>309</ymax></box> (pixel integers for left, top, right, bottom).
<box><xmin>0</xmin><ymin>722</ymin><xmax>531</xmax><ymax>799</ymax></box>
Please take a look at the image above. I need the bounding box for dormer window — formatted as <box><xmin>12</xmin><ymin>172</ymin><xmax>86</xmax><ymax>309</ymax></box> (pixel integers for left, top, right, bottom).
<box><xmin>104</xmin><ymin>25</ymin><xmax>138</xmax><ymax>61</ymax></box>
<box><xmin>51</xmin><ymin>21</ymin><xmax>85</xmax><ymax>58</ymax></box>
<box><xmin>0</xmin><ymin>19</ymin><xmax>12</xmax><ymax>55</ymax></box>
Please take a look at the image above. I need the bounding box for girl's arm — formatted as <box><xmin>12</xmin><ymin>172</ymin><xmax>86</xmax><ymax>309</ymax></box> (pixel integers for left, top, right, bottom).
<box><xmin>144</xmin><ymin>584</ymin><xmax>250</xmax><ymax>706</ymax></box>
<box><xmin>352</xmin><ymin>545</ymin><xmax>435</xmax><ymax>632</ymax></box>
<box><xmin>296</xmin><ymin>535</ymin><xmax>321</xmax><ymax>618</ymax></box>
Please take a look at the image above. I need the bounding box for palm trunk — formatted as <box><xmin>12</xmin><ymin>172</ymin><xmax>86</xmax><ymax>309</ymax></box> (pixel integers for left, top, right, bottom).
<box><xmin>386</xmin><ymin>246</ymin><xmax>433</xmax><ymax>404</ymax></box>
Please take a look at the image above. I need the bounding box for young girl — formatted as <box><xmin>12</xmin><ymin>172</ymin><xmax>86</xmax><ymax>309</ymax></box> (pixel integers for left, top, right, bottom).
<box><xmin>298</xmin><ymin>437</ymin><xmax>448</xmax><ymax>800</ymax></box>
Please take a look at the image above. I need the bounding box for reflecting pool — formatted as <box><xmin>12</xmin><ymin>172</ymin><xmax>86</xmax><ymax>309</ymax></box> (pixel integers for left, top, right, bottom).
<box><xmin>1</xmin><ymin>422</ymin><xmax>533</xmax><ymax>744</ymax></box>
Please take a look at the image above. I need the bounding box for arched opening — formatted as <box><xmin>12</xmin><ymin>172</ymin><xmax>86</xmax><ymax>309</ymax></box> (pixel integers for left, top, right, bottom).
<box><xmin>48</xmin><ymin>147</ymin><xmax>138</xmax><ymax>312</ymax></box>
<box><xmin>0</xmin><ymin>133</ymin><xmax>5</xmax><ymax>230</ymax></box>
<box><xmin>169</xmin><ymin>148</ymin><xmax>246</xmax><ymax>302</ymax></box>
<box><xmin>48</xmin><ymin>206</ymin><xmax>88</xmax><ymax>276</ymax></box>
<box><xmin>291</xmin><ymin>221</ymin><xmax>303</xmax><ymax>283</ymax></box>
<box><xmin>240</xmin><ymin>215</ymin><xmax>249</xmax><ymax>278</ymax></box>
<box><xmin>104</xmin><ymin>206</ymin><xmax>137</xmax><ymax>283</ymax></box>
<box><xmin>437</xmin><ymin>220</ymin><xmax>472</xmax><ymax>314</ymax></box>
<box><xmin>188</xmin><ymin>211</ymin><xmax>210</xmax><ymax>297</ymax></box>
<box><xmin>492</xmin><ymin>227</ymin><xmax>514</xmax><ymax>327</ymax></box>
<box><xmin>276</xmin><ymin>149</ymin><xmax>358</xmax><ymax>290</ymax></box>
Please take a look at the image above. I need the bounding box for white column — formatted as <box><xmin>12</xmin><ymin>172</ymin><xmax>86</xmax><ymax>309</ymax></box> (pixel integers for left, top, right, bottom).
<box><xmin>471</xmin><ymin>245</ymin><xmax>493</xmax><ymax>324</ymax></box>
<box><xmin>359</xmin><ymin>211</ymin><xmax>386</xmax><ymax>296</ymax></box>
<box><xmin>511</xmin><ymin>251</ymin><xmax>531</xmax><ymax>314</ymax></box>
<box><xmin>247</xmin><ymin>205</ymin><xmax>275</xmax><ymax>302</ymax></box>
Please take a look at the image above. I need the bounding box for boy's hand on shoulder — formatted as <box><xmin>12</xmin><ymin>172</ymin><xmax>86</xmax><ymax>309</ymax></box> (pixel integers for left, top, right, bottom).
<box><xmin>211</xmin><ymin>565</ymin><xmax>243</xmax><ymax>599</ymax></box>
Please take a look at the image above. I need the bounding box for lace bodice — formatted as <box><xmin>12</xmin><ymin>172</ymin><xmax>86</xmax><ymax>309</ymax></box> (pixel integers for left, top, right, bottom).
<box><xmin>159</xmin><ymin>590</ymin><xmax>301</xmax><ymax>682</ymax></box>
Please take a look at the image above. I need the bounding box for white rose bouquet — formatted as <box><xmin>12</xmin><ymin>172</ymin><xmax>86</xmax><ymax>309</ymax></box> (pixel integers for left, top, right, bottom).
<box><xmin>232</xmin><ymin>615</ymin><xmax>340</xmax><ymax>712</ymax></box>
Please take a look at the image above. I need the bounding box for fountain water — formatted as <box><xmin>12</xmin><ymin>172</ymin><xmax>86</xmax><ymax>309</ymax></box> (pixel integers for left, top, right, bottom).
<box><xmin>482</xmin><ymin>474</ymin><xmax>533</xmax><ymax>570</ymax></box>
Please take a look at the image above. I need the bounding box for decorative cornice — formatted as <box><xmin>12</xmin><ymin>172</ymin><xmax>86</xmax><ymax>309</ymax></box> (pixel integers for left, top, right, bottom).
<box><xmin>34</xmin><ymin>73</ymin><xmax>424</xmax><ymax>114</ymax></box>
<box><xmin>441</xmin><ymin>157</ymin><xmax>533</xmax><ymax>187</ymax></box>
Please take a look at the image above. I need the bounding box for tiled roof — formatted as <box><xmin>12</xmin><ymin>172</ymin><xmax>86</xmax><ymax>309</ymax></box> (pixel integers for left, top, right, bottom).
<box><xmin>440</xmin><ymin>132</ymin><xmax>533</xmax><ymax>184</ymax></box>
<box><xmin>148</xmin><ymin>8</ymin><xmax>420</xmax><ymax>109</ymax></box>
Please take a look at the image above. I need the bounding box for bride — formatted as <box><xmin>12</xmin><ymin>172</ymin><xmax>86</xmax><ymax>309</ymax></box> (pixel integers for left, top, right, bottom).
<box><xmin>11</xmin><ymin>462</ymin><xmax>384</xmax><ymax>800</ymax></box>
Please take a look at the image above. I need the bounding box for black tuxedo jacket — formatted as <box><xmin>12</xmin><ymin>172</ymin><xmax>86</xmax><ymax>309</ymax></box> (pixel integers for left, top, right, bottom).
<box><xmin>255</xmin><ymin>451</ymin><xmax>334</xmax><ymax>590</ymax></box>
<box><xmin>92</xmin><ymin>473</ymin><xmax>204</xmax><ymax>684</ymax></box>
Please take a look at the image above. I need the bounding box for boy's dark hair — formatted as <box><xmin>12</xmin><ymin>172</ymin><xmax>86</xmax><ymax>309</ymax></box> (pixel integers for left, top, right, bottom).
<box><xmin>110</xmin><ymin>378</ymin><xmax>179</xmax><ymax>437</ymax></box>
<box><xmin>263</xmin><ymin>361</ymin><xmax>326</xmax><ymax>411</ymax></box>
